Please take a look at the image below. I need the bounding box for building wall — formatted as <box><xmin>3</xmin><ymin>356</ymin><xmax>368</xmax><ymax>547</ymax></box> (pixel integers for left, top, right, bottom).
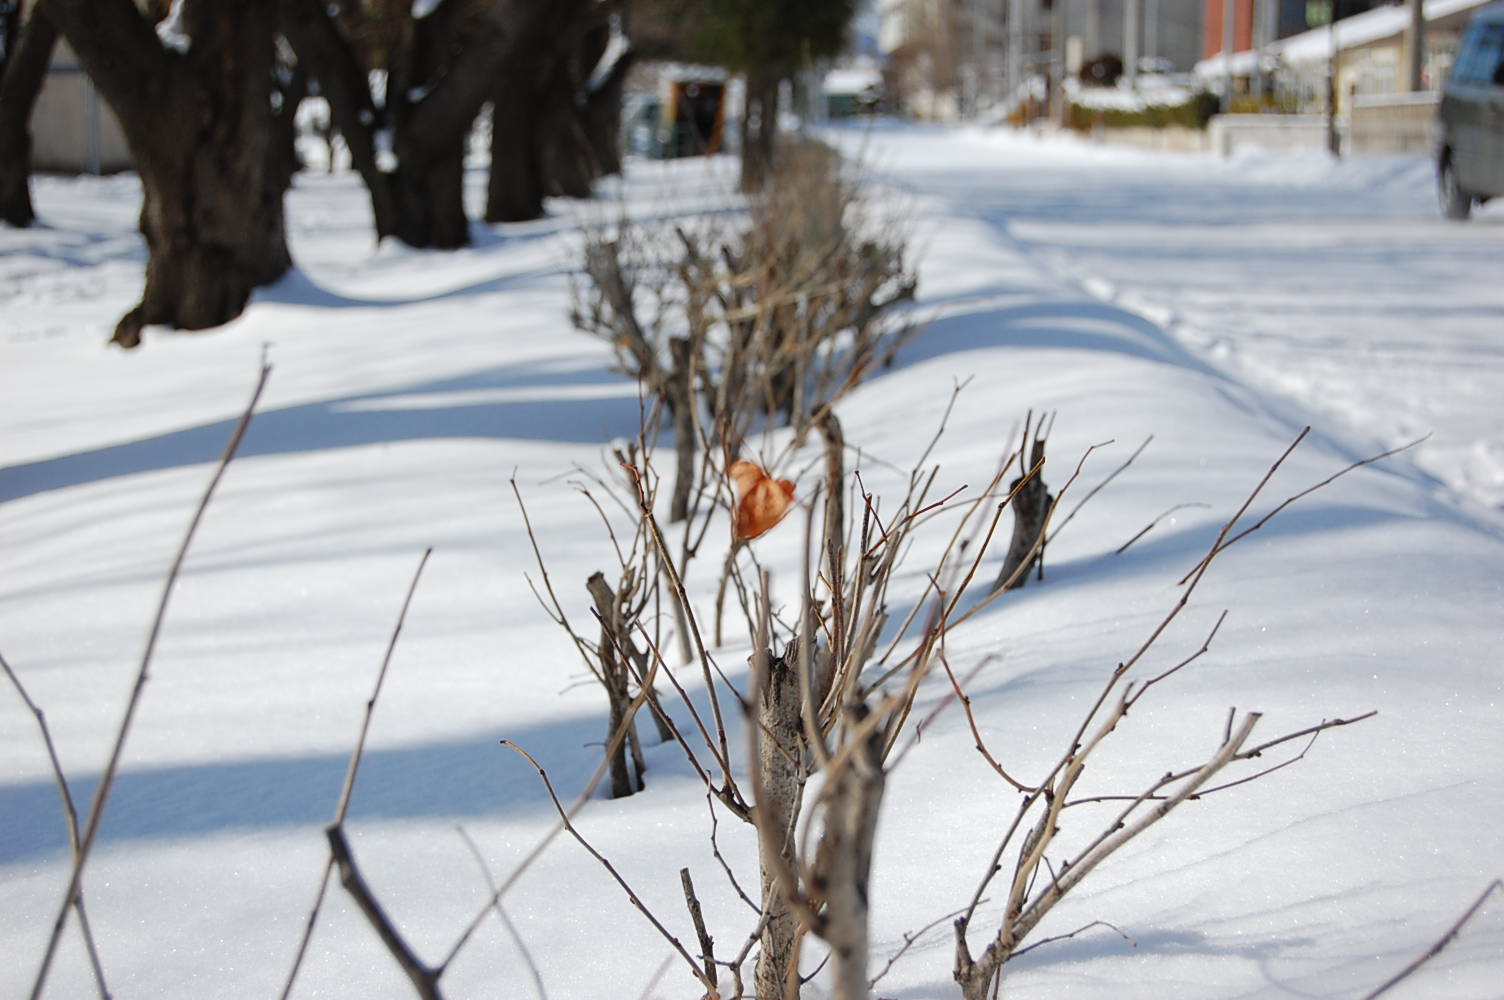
<box><xmin>31</xmin><ymin>39</ymin><xmax>132</xmax><ymax>173</ymax></box>
<box><xmin>1203</xmin><ymin>0</ymin><xmax>1257</xmax><ymax>59</ymax></box>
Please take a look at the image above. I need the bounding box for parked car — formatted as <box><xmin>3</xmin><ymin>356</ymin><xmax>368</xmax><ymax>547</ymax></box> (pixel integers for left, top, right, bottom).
<box><xmin>1437</xmin><ymin>2</ymin><xmax>1504</xmax><ymax>219</ymax></box>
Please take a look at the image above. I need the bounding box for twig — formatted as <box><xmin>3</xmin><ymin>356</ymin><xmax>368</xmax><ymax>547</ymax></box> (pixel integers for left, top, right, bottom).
<box><xmin>283</xmin><ymin>547</ymin><xmax>433</xmax><ymax>998</ymax></box>
<box><xmin>456</xmin><ymin>826</ymin><xmax>548</xmax><ymax>1000</ymax></box>
<box><xmin>1011</xmin><ymin>919</ymin><xmax>1135</xmax><ymax>960</ymax></box>
<box><xmin>1114</xmin><ymin>502</ymin><xmax>1211</xmax><ymax>555</ymax></box>
<box><xmin>704</xmin><ymin>790</ymin><xmax>761</xmax><ymax>914</ymax></box>
<box><xmin>1047</xmin><ymin>434</ymin><xmax>1147</xmax><ymax>544</ymax></box>
<box><xmin>338</xmin><ymin>547</ymin><xmax>432</xmax><ymax>823</ymax></box>
<box><xmin>328</xmin><ymin>825</ymin><xmax>444</xmax><ymax>999</ymax></box>
<box><xmin>1177</xmin><ymin>433</ymin><xmax>1425</xmax><ymax>586</ymax></box>
<box><xmin>1363</xmin><ymin>879</ymin><xmax>1503</xmax><ymax>999</ymax></box>
<box><xmin>1</xmin><ymin>652</ymin><xmax>111</xmax><ymax>998</ymax></box>
<box><xmin>32</xmin><ymin>359</ymin><xmax>271</xmax><ymax>1000</ymax></box>
<box><xmin>500</xmin><ymin>741</ymin><xmax>717</xmax><ymax>994</ymax></box>
<box><xmin>938</xmin><ymin>652</ymin><xmax>1032</xmax><ymax>792</ymax></box>
<box><xmin>680</xmin><ymin>868</ymin><xmax>718</xmax><ymax>992</ymax></box>
<box><xmin>620</xmin><ymin>461</ymin><xmax>737</xmax><ymax>787</ymax></box>
<box><xmin>869</xmin><ymin>903</ymin><xmax>976</xmax><ymax>988</ymax></box>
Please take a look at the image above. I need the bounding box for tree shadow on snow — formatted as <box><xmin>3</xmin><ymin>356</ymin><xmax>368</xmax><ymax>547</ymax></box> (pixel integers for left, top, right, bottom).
<box><xmin>0</xmin><ymin>360</ymin><xmax>643</xmax><ymax>504</ymax></box>
<box><xmin>0</xmin><ymin>698</ymin><xmax>703</xmax><ymax>866</ymax></box>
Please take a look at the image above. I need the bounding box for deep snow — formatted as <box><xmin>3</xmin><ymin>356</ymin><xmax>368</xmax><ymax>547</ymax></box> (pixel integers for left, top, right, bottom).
<box><xmin>2</xmin><ymin>124</ymin><xmax>1502</xmax><ymax>999</ymax></box>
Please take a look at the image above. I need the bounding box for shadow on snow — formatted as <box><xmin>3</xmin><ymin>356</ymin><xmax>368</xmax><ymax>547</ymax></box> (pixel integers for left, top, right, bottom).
<box><xmin>0</xmin><ymin>361</ymin><xmax>643</xmax><ymax>504</ymax></box>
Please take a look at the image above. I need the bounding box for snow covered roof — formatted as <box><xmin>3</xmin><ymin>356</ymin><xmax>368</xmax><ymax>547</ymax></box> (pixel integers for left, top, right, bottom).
<box><xmin>1196</xmin><ymin>0</ymin><xmax>1491</xmax><ymax>76</ymax></box>
<box><xmin>824</xmin><ymin>66</ymin><xmax>883</xmax><ymax>96</ymax></box>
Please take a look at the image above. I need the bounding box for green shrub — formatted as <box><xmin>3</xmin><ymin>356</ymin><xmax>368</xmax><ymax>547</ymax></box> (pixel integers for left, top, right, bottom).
<box><xmin>1067</xmin><ymin>90</ymin><xmax>1221</xmax><ymax>132</ymax></box>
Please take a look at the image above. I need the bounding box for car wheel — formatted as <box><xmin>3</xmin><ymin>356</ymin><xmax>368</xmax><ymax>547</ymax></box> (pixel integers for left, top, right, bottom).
<box><xmin>1440</xmin><ymin>158</ymin><xmax>1472</xmax><ymax>220</ymax></box>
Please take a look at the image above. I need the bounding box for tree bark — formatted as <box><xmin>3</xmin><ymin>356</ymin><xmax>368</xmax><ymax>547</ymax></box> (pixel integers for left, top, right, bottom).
<box><xmin>40</xmin><ymin>0</ymin><xmax>292</xmax><ymax>347</ymax></box>
<box><xmin>486</xmin><ymin>55</ymin><xmax>547</xmax><ymax>223</ymax></box>
<box><xmin>484</xmin><ymin>0</ymin><xmax>592</xmax><ymax>222</ymax></box>
<box><xmin>813</xmin><ymin>704</ymin><xmax>885</xmax><ymax>1000</ymax></box>
<box><xmin>282</xmin><ymin>0</ymin><xmax>482</xmax><ymax>249</ymax></box>
<box><xmin>753</xmin><ymin>645</ymin><xmax>806</xmax><ymax>1000</ymax></box>
<box><xmin>0</xmin><ymin>4</ymin><xmax>56</xmax><ymax>227</ymax></box>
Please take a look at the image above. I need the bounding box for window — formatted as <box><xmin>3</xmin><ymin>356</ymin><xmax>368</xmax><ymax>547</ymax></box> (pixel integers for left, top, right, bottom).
<box><xmin>1451</xmin><ymin>23</ymin><xmax>1504</xmax><ymax>87</ymax></box>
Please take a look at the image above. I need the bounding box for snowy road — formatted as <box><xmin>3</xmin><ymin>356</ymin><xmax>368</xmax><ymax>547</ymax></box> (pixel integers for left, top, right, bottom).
<box><xmin>835</xmin><ymin>124</ymin><xmax>1504</xmax><ymax>516</ymax></box>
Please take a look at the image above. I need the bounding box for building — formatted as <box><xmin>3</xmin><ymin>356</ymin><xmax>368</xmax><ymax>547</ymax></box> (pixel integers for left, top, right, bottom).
<box><xmin>1198</xmin><ymin>0</ymin><xmax>1487</xmax><ymax>104</ymax></box>
<box><xmin>878</xmin><ymin>0</ymin><xmax>1205</xmax><ymax>120</ymax></box>
<box><xmin>29</xmin><ymin>37</ymin><xmax>132</xmax><ymax>174</ymax></box>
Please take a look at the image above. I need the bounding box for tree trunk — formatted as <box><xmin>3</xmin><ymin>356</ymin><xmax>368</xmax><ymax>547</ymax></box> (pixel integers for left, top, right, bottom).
<box><xmin>539</xmin><ymin>73</ymin><xmax>596</xmax><ymax>200</ymax></box>
<box><xmin>388</xmin><ymin>135</ymin><xmax>470</xmax><ymax>249</ymax></box>
<box><xmin>281</xmin><ymin>0</ymin><xmax>478</xmax><ymax>248</ymax></box>
<box><xmin>41</xmin><ymin>0</ymin><xmax>291</xmax><ymax>347</ymax></box>
<box><xmin>666</xmin><ymin>336</ymin><xmax>697</xmax><ymax>523</ymax></box>
<box><xmin>741</xmin><ymin>70</ymin><xmax>780</xmax><ymax>194</ymax></box>
<box><xmin>486</xmin><ymin>59</ymin><xmax>547</xmax><ymax>222</ymax></box>
<box><xmin>484</xmin><ymin>0</ymin><xmax>590</xmax><ymax>222</ymax></box>
<box><xmin>0</xmin><ymin>4</ymin><xmax>56</xmax><ymax>227</ymax></box>
<box><xmin>754</xmin><ymin>646</ymin><xmax>806</xmax><ymax>1000</ymax></box>
<box><xmin>814</xmin><ymin>703</ymin><xmax>885</xmax><ymax>1000</ymax></box>
<box><xmin>582</xmin><ymin>47</ymin><xmax>633</xmax><ymax>178</ymax></box>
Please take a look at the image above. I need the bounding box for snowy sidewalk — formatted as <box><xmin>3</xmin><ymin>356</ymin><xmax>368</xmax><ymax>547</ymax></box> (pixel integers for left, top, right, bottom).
<box><xmin>3</xmin><ymin>133</ymin><xmax>1502</xmax><ymax>998</ymax></box>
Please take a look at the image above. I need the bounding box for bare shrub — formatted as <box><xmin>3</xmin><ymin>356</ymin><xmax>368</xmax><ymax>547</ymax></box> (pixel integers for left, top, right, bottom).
<box><xmin>505</xmin><ymin>416</ymin><xmax>1393</xmax><ymax>1000</ymax></box>
<box><xmin>573</xmin><ymin>138</ymin><xmax>917</xmax><ymax>527</ymax></box>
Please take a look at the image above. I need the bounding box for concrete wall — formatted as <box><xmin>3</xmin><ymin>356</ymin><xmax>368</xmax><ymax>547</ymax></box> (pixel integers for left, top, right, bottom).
<box><xmin>1207</xmin><ymin>112</ymin><xmax>1337</xmax><ymax>154</ymax></box>
<box><xmin>1348</xmin><ymin>91</ymin><xmax>1438</xmax><ymax>155</ymax></box>
<box><xmin>1085</xmin><ymin>123</ymin><xmax>1213</xmax><ymax>151</ymax></box>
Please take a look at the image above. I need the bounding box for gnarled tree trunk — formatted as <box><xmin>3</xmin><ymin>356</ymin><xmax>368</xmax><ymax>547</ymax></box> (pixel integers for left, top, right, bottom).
<box><xmin>40</xmin><ymin>0</ymin><xmax>292</xmax><ymax>347</ymax></box>
<box><xmin>0</xmin><ymin>4</ymin><xmax>57</xmax><ymax>227</ymax></box>
<box><xmin>282</xmin><ymin>0</ymin><xmax>479</xmax><ymax>249</ymax></box>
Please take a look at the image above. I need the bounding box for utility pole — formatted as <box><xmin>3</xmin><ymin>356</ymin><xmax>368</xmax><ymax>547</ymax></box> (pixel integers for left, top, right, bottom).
<box><xmin>1327</xmin><ymin>9</ymin><xmax>1341</xmax><ymax>157</ymax></box>
<box><xmin>1007</xmin><ymin>0</ymin><xmax>1023</xmax><ymax>103</ymax></box>
<box><xmin>1145</xmin><ymin>0</ymin><xmax>1158</xmax><ymax>63</ymax></box>
<box><xmin>1222</xmin><ymin>0</ymin><xmax>1236</xmax><ymax>110</ymax></box>
<box><xmin>1406</xmin><ymin>0</ymin><xmax>1425</xmax><ymax>91</ymax></box>
<box><xmin>1052</xmin><ymin>0</ymin><xmax>1067</xmax><ymax>123</ymax></box>
<box><xmin>1125</xmin><ymin>0</ymin><xmax>1140</xmax><ymax>87</ymax></box>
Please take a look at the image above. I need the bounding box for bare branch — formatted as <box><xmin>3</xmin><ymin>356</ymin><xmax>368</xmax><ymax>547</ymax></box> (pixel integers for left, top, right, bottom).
<box><xmin>869</xmin><ymin>904</ymin><xmax>978</xmax><ymax>989</ymax></box>
<box><xmin>1010</xmin><ymin>919</ymin><xmax>1135</xmax><ymax>960</ymax></box>
<box><xmin>1114</xmin><ymin>502</ymin><xmax>1211</xmax><ymax>556</ymax></box>
<box><xmin>328</xmin><ymin>824</ymin><xmax>444</xmax><ymax>1000</ymax></box>
<box><xmin>1047</xmin><ymin>435</ymin><xmax>1149</xmax><ymax>544</ymax></box>
<box><xmin>500</xmin><ymin>741</ymin><xmax>717</xmax><ymax>994</ymax></box>
<box><xmin>1</xmin><ymin>651</ymin><xmax>111</xmax><ymax>998</ymax></box>
<box><xmin>1364</xmin><ymin>879</ymin><xmax>1504</xmax><ymax>999</ymax></box>
<box><xmin>285</xmin><ymin>547</ymin><xmax>434</xmax><ymax>997</ymax></box>
<box><xmin>455</xmin><ymin>826</ymin><xmax>548</xmax><ymax>1000</ymax></box>
<box><xmin>32</xmin><ymin>359</ymin><xmax>271</xmax><ymax>1000</ymax></box>
<box><xmin>336</xmin><ymin>547</ymin><xmax>432</xmax><ymax>824</ymax></box>
<box><xmin>680</xmin><ymin>868</ymin><xmax>718</xmax><ymax>992</ymax></box>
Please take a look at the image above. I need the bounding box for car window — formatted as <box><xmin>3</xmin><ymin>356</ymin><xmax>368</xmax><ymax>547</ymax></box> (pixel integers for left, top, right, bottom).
<box><xmin>1452</xmin><ymin>22</ymin><xmax>1504</xmax><ymax>86</ymax></box>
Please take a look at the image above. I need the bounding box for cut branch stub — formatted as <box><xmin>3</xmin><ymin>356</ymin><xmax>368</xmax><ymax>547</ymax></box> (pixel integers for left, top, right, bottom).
<box><xmin>995</xmin><ymin>435</ymin><xmax>1052</xmax><ymax>591</ymax></box>
<box><xmin>586</xmin><ymin>570</ymin><xmax>646</xmax><ymax>798</ymax></box>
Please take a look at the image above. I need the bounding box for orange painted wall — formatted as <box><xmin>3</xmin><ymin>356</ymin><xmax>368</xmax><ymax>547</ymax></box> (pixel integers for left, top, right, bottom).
<box><xmin>1204</xmin><ymin>0</ymin><xmax>1257</xmax><ymax>59</ymax></box>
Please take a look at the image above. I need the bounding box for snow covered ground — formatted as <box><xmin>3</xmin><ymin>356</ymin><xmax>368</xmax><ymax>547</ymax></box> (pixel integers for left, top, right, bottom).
<box><xmin>2</xmin><ymin>124</ymin><xmax>1502</xmax><ymax>999</ymax></box>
